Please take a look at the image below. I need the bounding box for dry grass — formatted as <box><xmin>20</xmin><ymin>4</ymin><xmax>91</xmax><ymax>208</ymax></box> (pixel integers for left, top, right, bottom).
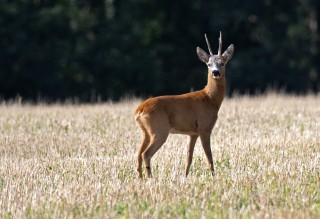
<box><xmin>0</xmin><ymin>94</ymin><xmax>319</xmax><ymax>218</ymax></box>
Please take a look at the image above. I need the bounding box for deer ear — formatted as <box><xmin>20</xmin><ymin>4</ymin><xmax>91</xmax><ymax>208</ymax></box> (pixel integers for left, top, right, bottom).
<box><xmin>196</xmin><ymin>47</ymin><xmax>210</xmax><ymax>63</ymax></box>
<box><xmin>222</xmin><ymin>44</ymin><xmax>234</xmax><ymax>62</ymax></box>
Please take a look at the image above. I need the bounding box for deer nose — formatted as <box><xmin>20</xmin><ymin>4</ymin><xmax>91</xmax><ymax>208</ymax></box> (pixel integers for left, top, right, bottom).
<box><xmin>212</xmin><ymin>70</ymin><xmax>220</xmax><ymax>77</ymax></box>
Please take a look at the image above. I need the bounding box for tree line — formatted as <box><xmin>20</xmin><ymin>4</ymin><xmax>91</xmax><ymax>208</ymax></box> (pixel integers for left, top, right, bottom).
<box><xmin>0</xmin><ymin>0</ymin><xmax>319</xmax><ymax>102</ymax></box>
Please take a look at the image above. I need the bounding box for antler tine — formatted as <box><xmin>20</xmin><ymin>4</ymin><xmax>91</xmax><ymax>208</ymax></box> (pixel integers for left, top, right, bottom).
<box><xmin>204</xmin><ymin>33</ymin><xmax>213</xmax><ymax>56</ymax></box>
<box><xmin>218</xmin><ymin>31</ymin><xmax>222</xmax><ymax>57</ymax></box>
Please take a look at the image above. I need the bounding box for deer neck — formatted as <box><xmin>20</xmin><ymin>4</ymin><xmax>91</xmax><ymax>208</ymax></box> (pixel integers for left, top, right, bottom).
<box><xmin>204</xmin><ymin>71</ymin><xmax>226</xmax><ymax>105</ymax></box>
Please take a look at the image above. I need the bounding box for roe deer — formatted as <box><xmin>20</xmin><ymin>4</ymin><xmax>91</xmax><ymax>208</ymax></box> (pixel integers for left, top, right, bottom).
<box><xmin>135</xmin><ymin>32</ymin><xmax>234</xmax><ymax>178</ymax></box>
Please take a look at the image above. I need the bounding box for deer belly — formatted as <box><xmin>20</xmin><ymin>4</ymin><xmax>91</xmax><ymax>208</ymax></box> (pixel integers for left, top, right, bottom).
<box><xmin>169</xmin><ymin>128</ymin><xmax>198</xmax><ymax>135</ymax></box>
<box><xmin>169</xmin><ymin>119</ymin><xmax>199</xmax><ymax>135</ymax></box>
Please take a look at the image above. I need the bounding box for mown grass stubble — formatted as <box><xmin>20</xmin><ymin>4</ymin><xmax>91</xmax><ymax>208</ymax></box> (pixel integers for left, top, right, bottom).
<box><xmin>0</xmin><ymin>95</ymin><xmax>319</xmax><ymax>218</ymax></box>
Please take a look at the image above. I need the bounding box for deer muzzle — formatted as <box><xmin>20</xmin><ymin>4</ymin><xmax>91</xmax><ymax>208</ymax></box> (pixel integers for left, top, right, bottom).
<box><xmin>212</xmin><ymin>70</ymin><xmax>221</xmax><ymax>77</ymax></box>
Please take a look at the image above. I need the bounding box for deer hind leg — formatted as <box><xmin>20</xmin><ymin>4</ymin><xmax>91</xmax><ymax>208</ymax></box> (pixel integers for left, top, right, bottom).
<box><xmin>200</xmin><ymin>132</ymin><xmax>215</xmax><ymax>178</ymax></box>
<box><xmin>136</xmin><ymin>125</ymin><xmax>150</xmax><ymax>178</ymax></box>
<box><xmin>142</xmin><ymin>130</ymin><xmax>169</xmax><ymax>178</ymax></box>
<box><xmin>185</xmin><ymin>135</ymin><xmax>198</xmax><ymax>177</ymax></box>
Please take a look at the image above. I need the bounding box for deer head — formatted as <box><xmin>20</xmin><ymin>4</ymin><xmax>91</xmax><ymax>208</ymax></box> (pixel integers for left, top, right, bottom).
<box><xmin>196</xmin><ymin>31</ymin><xmax>234</xmax><ymax>79</ymax></box>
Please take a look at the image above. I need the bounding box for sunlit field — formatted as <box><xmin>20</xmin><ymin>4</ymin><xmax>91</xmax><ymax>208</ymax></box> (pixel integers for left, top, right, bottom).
<box><xmin>0</xmin><ymin>94</ymin><xmax>319</xmax><ymax>218</ymax></box>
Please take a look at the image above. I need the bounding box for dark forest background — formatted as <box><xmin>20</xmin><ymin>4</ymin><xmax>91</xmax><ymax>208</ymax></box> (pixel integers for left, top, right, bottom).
<box><xmin>1</xmin><ymin>0</ymin><xmax>319</xmax><ymax>102</ymax></box>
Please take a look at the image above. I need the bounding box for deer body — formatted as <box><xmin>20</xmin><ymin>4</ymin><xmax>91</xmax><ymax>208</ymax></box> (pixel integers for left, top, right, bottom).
<box><xmin>136</xmin><ymin>77</ymin><xmax>225</xmax><ymax>135</ymax></box>
<box><xmin>135</xmin><ymin>32</ymin><xmax>234</xmax><ymax>178</ymax></box>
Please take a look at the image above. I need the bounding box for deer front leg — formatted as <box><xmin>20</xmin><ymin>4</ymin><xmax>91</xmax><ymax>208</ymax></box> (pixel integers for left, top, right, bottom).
<box><xmin>200</xmin><ymin>132</ymin><xmax>215</xmax><ymax>178</ymax></box>
<box><xmin>185</xmin><ymin>135</ymin><xmax>198</xmax><ymax>177</ymax></box>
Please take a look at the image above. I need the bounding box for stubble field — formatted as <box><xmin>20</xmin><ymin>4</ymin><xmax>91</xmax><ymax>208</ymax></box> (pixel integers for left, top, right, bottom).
<box><xmin>0</xmin><ymin>94</ymin><xmax>319</xmax><ymax>218</ymax></box>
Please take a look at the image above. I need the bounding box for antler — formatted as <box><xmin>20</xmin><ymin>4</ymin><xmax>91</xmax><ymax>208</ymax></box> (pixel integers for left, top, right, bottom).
<box><xmin>218</xmin><ymin>31</ymin><xmax>222</xmax><ymax>57</ymax></box>
<box><xmin>204</xmin><ymin>34</ymin><xmax>213</xmax><ymax>56</ymax></box>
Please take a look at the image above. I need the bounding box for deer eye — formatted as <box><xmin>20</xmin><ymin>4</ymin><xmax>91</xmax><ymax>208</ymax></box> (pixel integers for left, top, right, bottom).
<box><xmin>207</xmin><ymin>63</ymin><xmax>212</xmax><ymax>67</ymax></box>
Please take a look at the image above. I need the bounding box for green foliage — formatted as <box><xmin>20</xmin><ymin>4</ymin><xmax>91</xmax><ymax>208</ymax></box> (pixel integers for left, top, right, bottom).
<box><xmin>0</xmin><ymin>0</ymin><xmax>319</xmax><ymax>101</ymax></box>
<box><xmin>0</xmin><ymin>178</ymin><xmax>4</xmax><ymax>191</ymax></box>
